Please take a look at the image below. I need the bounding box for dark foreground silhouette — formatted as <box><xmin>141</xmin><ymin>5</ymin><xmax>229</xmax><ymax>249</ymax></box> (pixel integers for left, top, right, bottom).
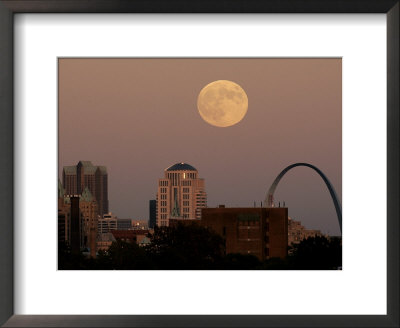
<box><xmin>58</xmin><ymin>224</ymin><xmax>342</xmax><ymax>270</ymax></box>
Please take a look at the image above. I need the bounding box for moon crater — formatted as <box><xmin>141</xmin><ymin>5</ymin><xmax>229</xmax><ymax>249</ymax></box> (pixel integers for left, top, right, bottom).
<box><xmin>197</xmin><ymin>80</ymin><xmax>248</xmax><ymax>127</ymax></box>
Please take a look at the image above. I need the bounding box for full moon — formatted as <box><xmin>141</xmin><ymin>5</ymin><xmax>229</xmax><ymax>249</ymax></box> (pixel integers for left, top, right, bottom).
<box><xmin>197</xmin><ymin>80</ymin><xmax>248</xmax><ymax>127</ymax></box>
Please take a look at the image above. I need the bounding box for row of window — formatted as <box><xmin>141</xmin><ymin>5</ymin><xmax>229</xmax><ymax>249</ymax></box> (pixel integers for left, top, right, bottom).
<box><xmin>159</xmin><ymin>207</ymin><xmax>191</xmax><ymax>213</ymax></box>
<box><xmin>159</xmin><ymin>187</ymin><xmax>198</xmax><ymax>195</ymax></box>
<box><xmin>238</xmin><ymin>221</ymin><xmax>260</xmax><ymax>226</ymax></box>
<box><xmin>167</xmin><ymin>172</ymin><xmax>197</xmax><ymax>179</ymax></box>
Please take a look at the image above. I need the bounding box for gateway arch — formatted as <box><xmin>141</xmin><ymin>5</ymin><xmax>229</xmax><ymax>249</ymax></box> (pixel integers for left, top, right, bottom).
<box><xmin>265</xmin><ymin>163</ymin><xmax>342</xmax><ymax>233</ymax></box>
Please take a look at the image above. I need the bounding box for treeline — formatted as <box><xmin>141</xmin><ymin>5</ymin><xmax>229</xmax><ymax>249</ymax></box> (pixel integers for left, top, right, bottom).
<box><xmin>58</xmin><ymin>223</ymin><xmax>341</xmax><ymax>270</ymax></box>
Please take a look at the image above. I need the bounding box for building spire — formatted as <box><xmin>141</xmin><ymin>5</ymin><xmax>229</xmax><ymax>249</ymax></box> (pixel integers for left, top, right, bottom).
<box><xmin>171</xmin><ymin>189</ymin><xmax>180</xmax><ymax>217</ymax></box>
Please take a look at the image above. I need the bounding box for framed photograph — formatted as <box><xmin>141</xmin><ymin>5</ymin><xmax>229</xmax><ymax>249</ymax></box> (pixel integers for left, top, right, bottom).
<box><xmin>0</xmin><ymin>1</ymin><xmax>398</xmax><ymax>327</ymax></box>
<box><xmin>57</xmin><ymin>57</ymin><xmax>342</xmax><ymax>272</ymax></box>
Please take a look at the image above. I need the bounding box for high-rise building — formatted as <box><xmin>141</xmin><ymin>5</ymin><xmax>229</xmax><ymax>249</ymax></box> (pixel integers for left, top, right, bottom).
<box><xmin>149</xmin><ymin>200</ymin><xmax>156</xmax><ymax>229</ymax></box>
<box><xmin>70</xmin><ymin>196</ymin><xmax>81</xmax><ymax>255</ymax></box>
<box><xmin>58</xmin><ymin>180</ymin><xmax>70</xmax><ymax>246</ymax></box>
<box><xmin>62</xmin><ymin>161</ymin><xmax>109</xmax><ymax>215</ymax></box>
<box><xmin>58</xmin><ymin>181</ymin><xmax>99</xmax><ymax>257</ymax></box>
<box><xmin>98</xmin><ymin>212</ymin><xmax>118</xmax><ymax>234</ymax></box>
<box><xmin>156</xmin><ymin>162</ymin><xmax>207</xmax><ymax>227</ymax></box>
<box><xmin>79</xmin><ymin>187</ymin><xmax>99</xmax><ymax>258</ymax></box>
<box><xmin>200</xmin><ymin>206</ymin><xmax>288</xmax><ymax>261</ymax></box>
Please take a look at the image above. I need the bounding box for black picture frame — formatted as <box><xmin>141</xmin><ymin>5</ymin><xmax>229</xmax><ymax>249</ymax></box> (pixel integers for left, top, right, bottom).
<box><xmin>0</xmin><ymin>1</ymin><xmax>398</xmax><ymax>327</ymax></box>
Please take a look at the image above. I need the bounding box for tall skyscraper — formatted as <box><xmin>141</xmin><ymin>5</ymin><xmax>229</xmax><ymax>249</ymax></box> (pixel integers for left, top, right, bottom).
<box><xmin>70</xmin><ymin>196</ymin><xmax>81</xmax><ymax>255</ymax></box>
<box><xmin>149</xmin><ymin>200</ymin><xmax>156</xmax><ymax>229</ymax></box>
<box><xmin>62</xmin><ymin>161</ymin><xmax>109</xmax><ymax>215</ymax></box>
<box><xmin>80</xmin><ymin>187</ymin><xmax>99</xmax><ymax>258</ymax></box>
<box><xmin>156</xmin><ymin>162</ymin><xmax>207</xmax><ymax>227</ymax></box>
<box><xmin>58</xmin><ymin>181</ymin><xmax>99</xmax><ymax>257</ymax></box>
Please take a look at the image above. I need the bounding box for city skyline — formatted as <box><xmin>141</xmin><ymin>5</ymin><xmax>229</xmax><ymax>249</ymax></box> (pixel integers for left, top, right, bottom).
<box><xmin>59</xmin><ymin>58</ymin><xmax>342</xmax><ymax>235</ymax></box>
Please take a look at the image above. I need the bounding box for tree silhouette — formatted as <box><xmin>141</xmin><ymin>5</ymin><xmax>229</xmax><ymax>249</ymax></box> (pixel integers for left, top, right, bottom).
<box><xmin>106</xmin><ymin>240</ymin><xmax>155</xmax><ymax>269</ymax></box>
<box><xmin>289</xmin><ymin>235</ymin><xmax>342</xmax><ymax>269</ymax></box>
<box><xmin>146</xmin><ymin>223</ymin><xmax>225</xmax><ymax>269</ymax></box>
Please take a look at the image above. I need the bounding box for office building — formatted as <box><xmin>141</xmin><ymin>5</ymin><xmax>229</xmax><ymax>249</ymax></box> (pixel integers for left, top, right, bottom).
<box><xmin>149</xmin><ymin>200</ymin><xmax>156</xmax><ymax>229</ymax></box>
<box><xmin>288</xmin><ymin>217</ymin><xmax>323</xmax><ymax>245</ymax></box>
<box><xmin>98</xmin><ymin>212</ymin><xmax>118</xmax><ymax>234</ymax></box>
<box><xmin>58</xmin><ymin>210</ymin><xmax>68</xmax><ymax>246</ymax></box>
<box><xmin>59</xmin><ymin>181</ymin><xmax>99</xmax><ymax>257</ymax></box>
<box><xmin>156</xmin><ymin>162</ymin><xmax>207</xmax><ymax>227</ymax></box>
<box><xmin>62</xmin><ymin>161</ymin><xmax>109</xmax><ymax>215</ymax></box>
<box><xmin>200</xmin><ymin>206</ymin><xmax>288</xmax><ymax>261</ymax></box>
<box><xmin>58</xmin><ymin>180</ymin><xmax>70</xmax><ymax>245</ymax></box>
<box><xmin>70</xmin><ymin>196</ymin><xmax>81</xmax><ymax>255</ymax></box>
<box><xmin>79</xmin><ymin>187</ymin><xmax>99</xmax><ymax>257</ymax></box>
<box><xmin>117</xmin><ymin>218</ymin><xmax>133</xmax><ymax>230</ymax></box>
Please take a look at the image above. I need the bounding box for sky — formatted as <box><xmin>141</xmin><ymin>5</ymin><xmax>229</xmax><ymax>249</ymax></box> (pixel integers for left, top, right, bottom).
<box><xmin>58</xmin><ymin>58</ymin><xmax>342</xmax><ymax>235</ymax></box>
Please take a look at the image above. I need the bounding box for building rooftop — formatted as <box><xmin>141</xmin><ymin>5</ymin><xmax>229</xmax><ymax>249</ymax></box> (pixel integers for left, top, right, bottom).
<box><xmin>97</xmin><ymin>166</ymin><xmax>107</xmax><ymax>174</ymax></box>
<box><xmin>78</xmin><ymin>161</ymin><xmax>93</xmax><ymax>167</ymax></box>
<box><xmin>165</xmin><ymin>162</ymin><xmax>197</xmax><ymax>172</ymax></box>
<box><xmin>111</xmin><ymin>230</ymin><xmax>149</xmax><ymax>240</ymax></box>
<box><xmin>63</xmin><ymin>162</ymin><xmax>107</xmax><ymax>175</ymax></box>
<box><xmin>63</xmin><ymin>166</ymin><xmax>77</xmax><ymax>175</ymax></box>
<box><xmin>76</xmin><ymin>161</ymin><xmax>107</xmax><ymax>174</ymax></box>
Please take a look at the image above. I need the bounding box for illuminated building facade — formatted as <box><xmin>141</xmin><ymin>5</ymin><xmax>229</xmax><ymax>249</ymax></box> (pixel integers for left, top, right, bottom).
<box><xmin>288</xmin><ymin>217</ymin><xmax>323</xmax><ymax>245</ymax></box>
<box><xmin>98</xmin><ymin>212</ymin><xmax>118</xmax><ymax>234</ymax></box>
<box><xmin>156</xmin><ymin>162</ymin><xmax>207</xmax><ymax>227</ymax></box>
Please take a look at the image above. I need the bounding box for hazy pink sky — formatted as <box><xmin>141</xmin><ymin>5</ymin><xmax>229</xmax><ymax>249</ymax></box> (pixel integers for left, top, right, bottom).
<box><xmin>59</xmin><ymin>58</ymin><xmax>342</xmax><ymax>235</ymax></box>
